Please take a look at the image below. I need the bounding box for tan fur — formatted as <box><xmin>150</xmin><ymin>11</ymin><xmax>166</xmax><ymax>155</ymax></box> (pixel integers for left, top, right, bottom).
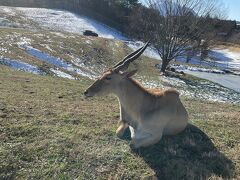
<box><xmin>129</xmin><ymin>78</ymin><xmax>180</xmax><ymax>97</ymax></box>
<box><xmin>85</xmin><ymin>70</ymin><xmax>188</xmax><ymax>148</ymax></box>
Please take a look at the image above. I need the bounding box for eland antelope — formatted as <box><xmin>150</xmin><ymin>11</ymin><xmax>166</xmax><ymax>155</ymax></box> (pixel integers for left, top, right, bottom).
<box><xmin>84</xmin><ymin>42</ymin><xmax>188</xmax><ymax>148</ymax></box>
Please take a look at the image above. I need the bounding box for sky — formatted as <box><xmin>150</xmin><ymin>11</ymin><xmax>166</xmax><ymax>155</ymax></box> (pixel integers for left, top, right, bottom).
<box><xmin>140</xmin><ymin>0</ymin><xmax>240</xmax><ymax>21</ymax></box>
<box><xmin>225</xmin><ymin>0</ymin><xmax>240</xmax><ymax>21</ymax></box>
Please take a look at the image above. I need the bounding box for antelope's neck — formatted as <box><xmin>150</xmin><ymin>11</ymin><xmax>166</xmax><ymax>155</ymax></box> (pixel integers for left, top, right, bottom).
<box><xmin>115</xmin><ymin>78</ymin><xmax>145</xmax><ymax>113</ymax></box>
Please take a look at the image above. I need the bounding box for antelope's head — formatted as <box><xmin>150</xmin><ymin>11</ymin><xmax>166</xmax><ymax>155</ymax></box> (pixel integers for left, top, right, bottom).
<box><xmin>84</xmin><ymin>41</ymin><xmax>149</xmax><ymax>98</ymax></box>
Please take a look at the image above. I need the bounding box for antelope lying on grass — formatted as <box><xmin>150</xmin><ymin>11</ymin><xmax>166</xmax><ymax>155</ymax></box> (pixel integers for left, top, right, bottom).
<box><xmin>84</xmin><ymin>42</ymin><xmax>188</xmax><ymax>148</ymax></box>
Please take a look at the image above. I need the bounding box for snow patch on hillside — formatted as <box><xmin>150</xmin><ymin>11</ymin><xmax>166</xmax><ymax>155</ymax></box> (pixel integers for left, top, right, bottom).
<box><xmin>21</xmin><ymin>45</ymin><xmax>97</xmax><ymax>79</ymax></box>
<box><xmin>1</xmin><ymin>6</ymin><xmax>16</xmax><ymax>16</ymax></box>
<box><xmin>0</xmin><ymin>57</ymin><xmax>76</xmax><ymax>80</ymax></box>
<box><xmin>176</xmin><ymin>48</ymin><xmax>240</xmax><ymax>71</ymax></box>
<box><xmin>169</xmin><ymin>64</ymin><xmax>225</xmax><ymax>74</ymax></box>
<box><xmin>0</xmin><ymin>17</ymin><xmax>19</xmax><ymax>28</ymax></box>
<box><xmin>13</xmin><ymin>7</ymin><xmax>127</xmax><ymax>40</ymax></box>
<box><xmin>17</xmin><ymin>37</ymin><xmax>31</xmax><ymax>47</ymax></box>
<box><xmin>0</xmin><ymin>58</ymin><xmax>43</xmax><ymax>75</ymax></box>
<box><xmin>50</xmin><ymin>68</ymin><xmax>75</xmax><ymax>80</ymax></box>
<box><xmin>140</xmin><ymin>76</ymin><xmax>240</xmax><ymax>104</ymax></box>
<box><xmin>0</xmin><ymin>47</ymin><xmax>8</xmax><ymax>53</ymax></box>
<box><xmin>209</xmin><ymin>48</ymin><xmax>240</xmax><ymax>70</ymax></box>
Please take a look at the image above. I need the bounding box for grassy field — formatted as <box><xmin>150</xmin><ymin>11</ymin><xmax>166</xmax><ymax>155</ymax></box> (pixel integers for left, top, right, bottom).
<box><xmin>0</xmin><ymin>65</ymin><xmax>239</xmax><ymax>179</ymax></box>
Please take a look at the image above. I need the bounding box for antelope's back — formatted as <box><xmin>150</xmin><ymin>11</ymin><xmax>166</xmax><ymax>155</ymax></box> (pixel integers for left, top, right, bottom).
<box><xmin>162</xmin><ymin>88</ymin><xmax>188</xmax><ymax>118</ymax></box>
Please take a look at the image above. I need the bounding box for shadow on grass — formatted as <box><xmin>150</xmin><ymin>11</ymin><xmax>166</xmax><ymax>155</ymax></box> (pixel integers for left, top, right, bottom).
<box><xmin>126</xmin><ymin>124</ymin><xmax>235</xmax><ymax>179</ymax></box>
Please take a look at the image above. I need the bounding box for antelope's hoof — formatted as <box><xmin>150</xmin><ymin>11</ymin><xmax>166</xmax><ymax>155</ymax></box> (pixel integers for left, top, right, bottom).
<box><xmin>129</xmin><ymin>142</ymin><xmax>139</xmax><ymax>150</ymax></box>
<box><xmin>116</xmin><ymin>131</ymin><xmax>124</xmax><ymax>138</ymax></box>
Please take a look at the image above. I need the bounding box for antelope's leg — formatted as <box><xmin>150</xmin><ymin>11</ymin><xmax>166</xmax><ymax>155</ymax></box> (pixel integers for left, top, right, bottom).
<box><xmin>130</xmin><ymin>128</ymin><xmax>163</xmax><ymax>149</ymax></box>
<box><xmin>116</xmin><ymin>120</ymin><xmax>129</xmax><ymax>138</ymax></box>
<box><xmin>131</xmin><ymin>132</ymin><xmax>163</xmax><ymax>149</ymax></box>
<box><xmin>116</xmin><ymin>105</ymin><xmax>130</xmax><ymax>138</ymax></box>
<box><xmin>130</xmin><ymin>109</ymin><xmax>172</xmax><ymax>149</ymax></box>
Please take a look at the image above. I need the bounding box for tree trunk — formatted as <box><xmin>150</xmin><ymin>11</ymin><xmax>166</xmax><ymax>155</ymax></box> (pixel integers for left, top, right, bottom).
<box><xmin>160</xmin><ymin>60</ymin><xmax>169</xmax><ymax>73</ymax></box>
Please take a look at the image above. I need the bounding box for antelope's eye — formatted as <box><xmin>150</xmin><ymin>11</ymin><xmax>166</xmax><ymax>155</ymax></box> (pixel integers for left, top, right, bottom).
<box><xmin>106</xmin><ymin>77</ymin><xmax>111</xmax><ymax>80</ymax></box>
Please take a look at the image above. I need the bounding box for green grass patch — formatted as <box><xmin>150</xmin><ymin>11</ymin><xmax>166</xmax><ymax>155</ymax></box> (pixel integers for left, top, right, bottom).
<box><xmin>0</xmin><ymin>65</ymin><xmax>239</xmax><ymax>179</ymax></box>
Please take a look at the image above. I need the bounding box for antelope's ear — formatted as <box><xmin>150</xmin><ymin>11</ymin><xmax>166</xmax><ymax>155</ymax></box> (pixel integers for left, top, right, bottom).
<box><xmin>121</xmin><ymin>69</ymin><xmax>138</xmax><ymax>77</ymax></box>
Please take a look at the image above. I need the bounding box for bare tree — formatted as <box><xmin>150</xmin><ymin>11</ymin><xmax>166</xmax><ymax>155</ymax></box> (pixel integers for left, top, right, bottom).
<box><xmin>129</xmin><ymin>0</ymin><xmax>227</xmax><ymax>73</ymax></box>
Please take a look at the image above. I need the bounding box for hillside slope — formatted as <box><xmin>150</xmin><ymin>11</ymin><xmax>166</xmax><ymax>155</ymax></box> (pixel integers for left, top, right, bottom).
<box><xmin>1</xmin><ymin>28</ymin><xmax>240</xmax><ymax>103</ymax></box>
<box><xmin>0</xmin><ymin>6</ymin><xmax>126</xmax><ymax>40</ymax></box>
